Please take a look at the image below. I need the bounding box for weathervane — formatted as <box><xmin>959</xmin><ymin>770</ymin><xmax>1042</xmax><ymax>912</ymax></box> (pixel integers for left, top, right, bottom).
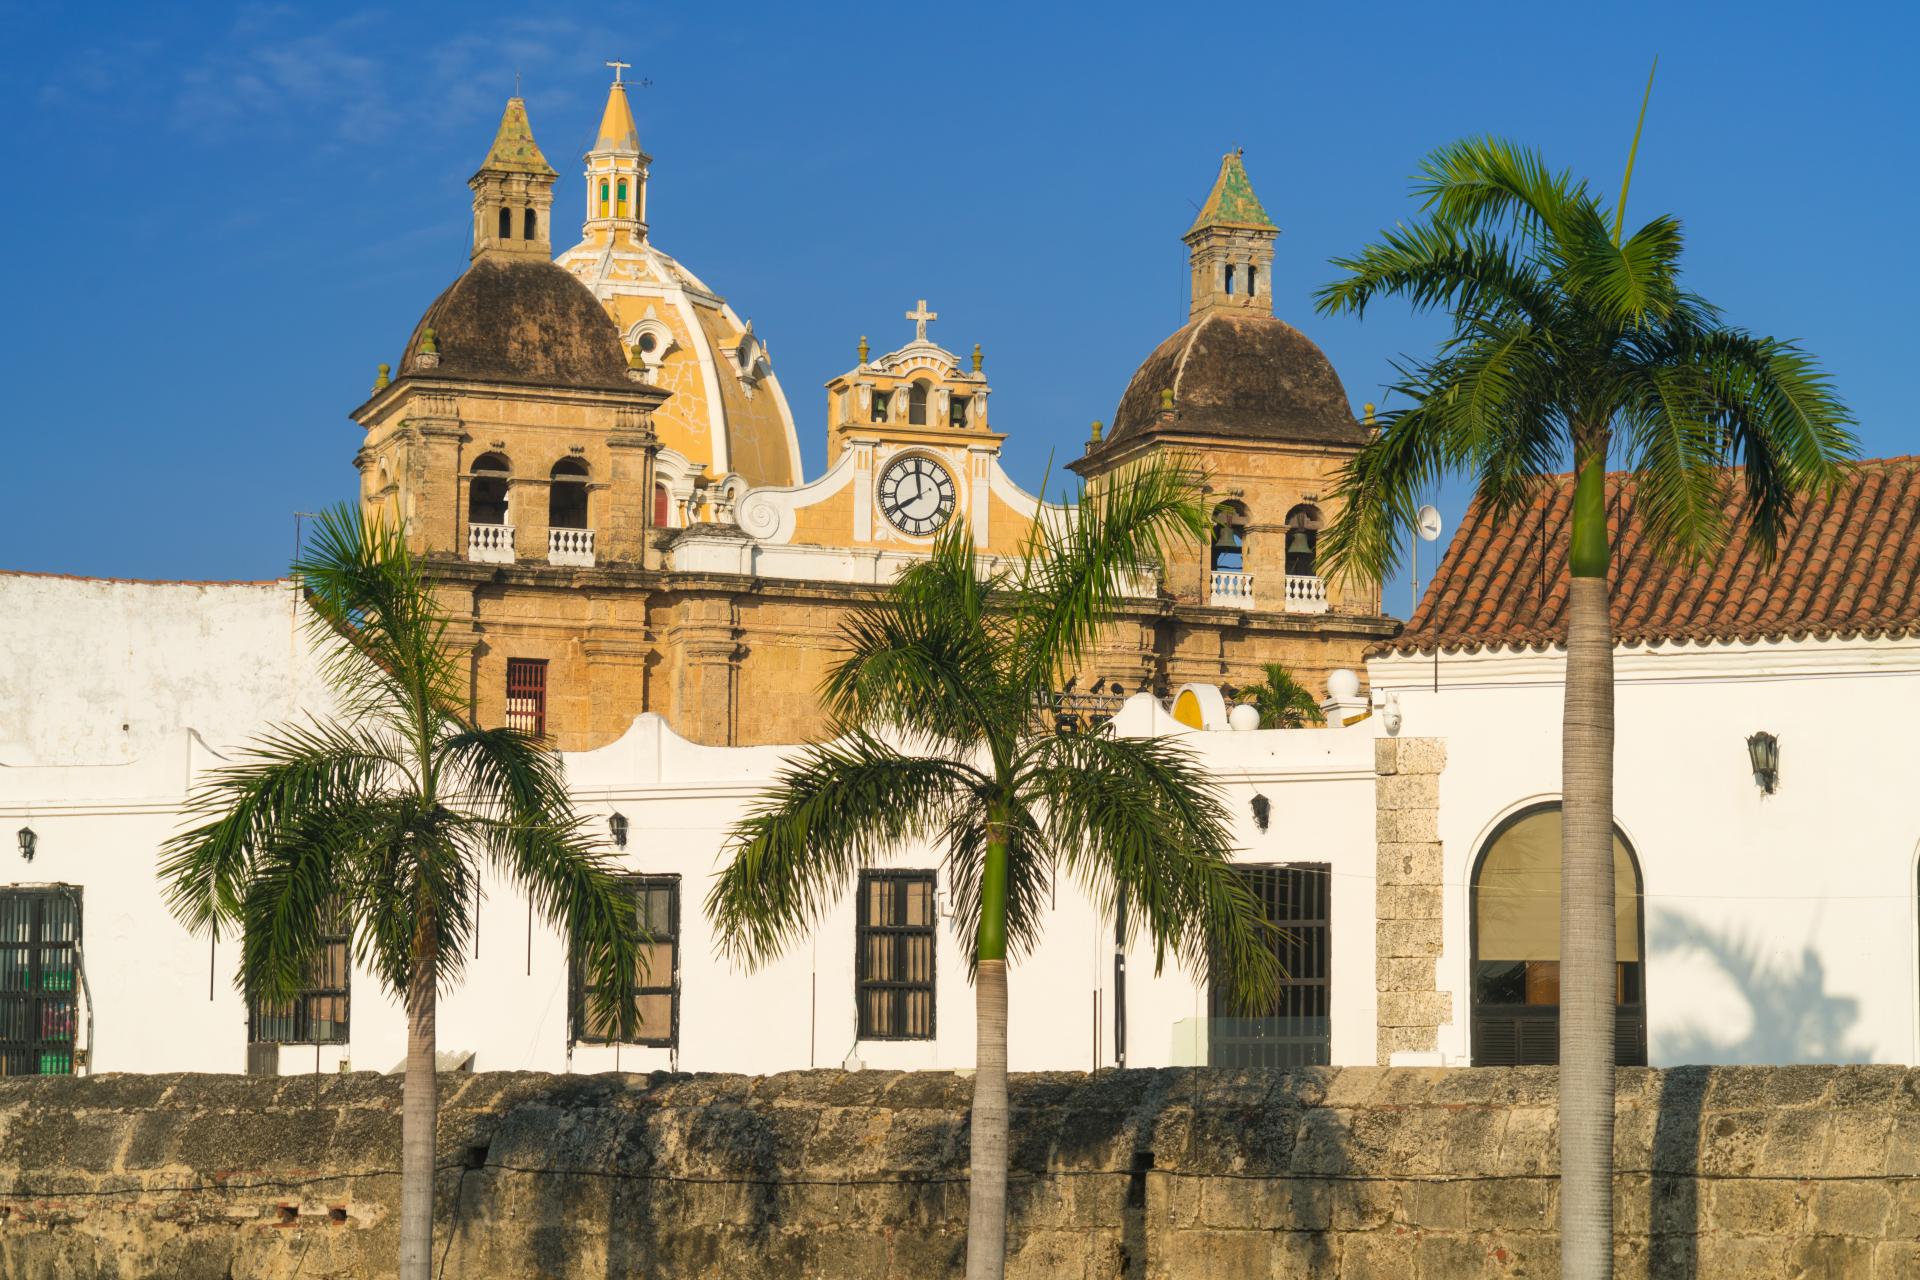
<box><xmin>606</xmin><ymin>60</ymin><xmax>653</xmax><ymax>90</ymax></box>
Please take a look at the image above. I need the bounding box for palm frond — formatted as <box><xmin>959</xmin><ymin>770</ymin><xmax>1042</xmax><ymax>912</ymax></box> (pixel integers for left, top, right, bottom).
<box><xmin>1020</xmin><ymin>732</ymin><xmax>1279</xmax><ymax>1013</ymax></box>
<box><xmin>1013</xmin><ymin>454</ymin><xmax>1207</xmax><ymax>689</ymax></box>
<box><xmin>823</xmin><ymin>521</ymin><xmax>1020</xmax><ymax>750</ymax></box>
<box><xmin>1415</xmin><ymin>136</ymin><xmax>1587</xmax><ymax>245</ymax></box>
<box><xmin>1244</xmin><ymin>663</ymin><xmax>1325</xmax><ymax>729</ymax></box>
<box><xmin>1315</xmin><ymin>220</ymin><xmax>1554</xmax><ymax>324</ymax></box>
<box><xmin>708</xmin><ymin>735</ymin><xmax>985</xmax><ymax>967</ymax></box>
<box><xmin>158</xmin><ymin>719</ymin><xmax>398</xmax><ymax>939</ymax></box>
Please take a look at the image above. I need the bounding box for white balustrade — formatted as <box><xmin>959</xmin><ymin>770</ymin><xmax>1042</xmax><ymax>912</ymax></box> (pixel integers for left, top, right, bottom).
<box><xmin>548</xmin><ymin>527</ymin><xmax>596</xmax><ymax>567</ymax></box>
<box><xmin>1208</xmin><ymin>569</ymin><xmax>1255</xmax><ymax>608</ymax></box>
<box><xmin>467</xmin><ymin>522</ymin><xmax>515</xmax><ymax>565</ymax></box>
<box><xmin>1283</xmin><ymin>574</ymin><xmax>1329</xmax><ymax>614</ymax></box>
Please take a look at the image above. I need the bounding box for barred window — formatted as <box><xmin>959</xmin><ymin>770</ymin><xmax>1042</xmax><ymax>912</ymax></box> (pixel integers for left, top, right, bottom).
<box><xmin>0</xmin><ymin>888</ymin><xmax>81</xmax><ymax>1076</ymax></box>
<box><xmin>506</xmin><ymin>658</ymin><xmax>547</xmax><ymax>738</ymax></box>
<box><xmin>856</xmin><ymin>870</ymin><xmax>935</xmax><ymax>1040</ymax></box>
<box><xmin>572</xmin><ymin>875</ymin><xmax>678</xmax><ymax>1048</ymax></box>
<box><xmin>248</xmin><ymin>902</ymin><xmax>350</xmax><ymax>1046</ymax></box>
<box><xmin>1208</xmin><ymin>865</ymin><xmax>1329</xmax><ymax>1068</ymax></box>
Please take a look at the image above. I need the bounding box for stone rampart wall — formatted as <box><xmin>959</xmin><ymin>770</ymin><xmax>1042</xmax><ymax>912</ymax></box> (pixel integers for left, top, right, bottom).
<box><xmin>2</xmin><ymin>1065</ymin><xmax>1917</xmax><ymax>1278</ymax></box>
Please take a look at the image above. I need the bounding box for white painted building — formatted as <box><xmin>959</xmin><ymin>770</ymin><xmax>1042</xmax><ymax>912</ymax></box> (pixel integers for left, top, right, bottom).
<box><xmin>6</xmin><ymin>458</ymin><xmax>1920</xmax><ymax>1077</ymax></box>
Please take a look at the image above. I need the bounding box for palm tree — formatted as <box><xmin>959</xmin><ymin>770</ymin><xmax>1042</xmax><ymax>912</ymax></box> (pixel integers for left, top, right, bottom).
<box><xmin>1240</xmin><ymin>663</ymin><xmax>1327</xmax><ymax>729</ymax></box>
<box><xmin>707</xmin><ymin>456</ymin><xmax>1279</xmax><ymax>1280</ymax></box>
<box><xmin>1313</xmin><ymin>111</ymin><xmax>1854</xmax><ymax>1275</ymax></box>
<box><xmin>157</xmin><ymin>506</ymin><xmax>641</xmax><ymax>1280</ymax></box>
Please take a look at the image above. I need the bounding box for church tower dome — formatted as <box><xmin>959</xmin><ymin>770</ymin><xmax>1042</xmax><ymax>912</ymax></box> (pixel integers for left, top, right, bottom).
<box><xmin>558</xmin><ymin>66</ymin><xmax>802</xmax><ymax>504</ymax></box>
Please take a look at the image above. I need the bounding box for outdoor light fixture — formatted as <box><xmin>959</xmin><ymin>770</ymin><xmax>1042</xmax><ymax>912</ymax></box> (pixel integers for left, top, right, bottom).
<box><xmin>1250</xmin><ymin>794</ymin><xmax>1272</xmax><ymax>834</ymax></box>
<box><xmin>609</xmin><ymin>812</ymin><xmax>629</xmax><ymax>850</ymax></box>
<box><xmin>1746</xmin><ymin>732</ymin><xmax>1780</xmax><ymax>795</ymax></box>
<box><xmin>16</xmin><ymin>827</ymin><xmax>35</xmax><ymax>863</ymax></box>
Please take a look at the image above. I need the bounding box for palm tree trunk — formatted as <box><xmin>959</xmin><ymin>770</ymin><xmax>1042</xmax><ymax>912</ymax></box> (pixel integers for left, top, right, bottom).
<box><xmin>1560</xmin><ymin>448</ymin><xmax>1616</xmax><ymax>1280</ymax></box>
<box><xmin>399</xmin><ymin>931</ymin><xmax>439</xmax><ymax>1280</ymax></box>
<box><xmin>965</xmin><ymin>824</ymin><xmax>1011</xmax><ymax>1280</ymax></box>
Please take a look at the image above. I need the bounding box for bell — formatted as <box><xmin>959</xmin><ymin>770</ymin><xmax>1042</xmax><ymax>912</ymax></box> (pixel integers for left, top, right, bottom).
<box><xmin>1287</xmin><ymin>528</ymin><xmax>1313</xmax><ymax>555</ymax></box>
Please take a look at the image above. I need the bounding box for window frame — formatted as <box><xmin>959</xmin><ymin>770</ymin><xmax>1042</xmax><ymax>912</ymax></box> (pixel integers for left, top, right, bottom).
<box><xmin>570</xmin><ymin>874</ymin><xmax>680</xmax><ymax>1049</ymax></box>
<box><xmin>1468</xmin><ymin>802</ymin><xmax>1647</xmax><ymax>1067</ymax></box>
<box><xmin>246</xmin><ymin>901</ymin><xmax>351</xmax><ymax>1047</ymax></box>
<box><xmin>0</xmin><ymin>886</ymin><xmax>82</xmax><ymax>1077</ymax></box>
<box><xmin>1207</xmin><ymin>864</ymin><xmax>1331</xmax><ymax>1068</ymax></box>
<box><xmin>855</xmin><ymin>869</ymin><xmax>938</xmax><ymax>1042</ymax></box>
<box><xmin>505</xmin><ymin>657</ymin><xmax>548</xmax><ymax>739</ymax></box>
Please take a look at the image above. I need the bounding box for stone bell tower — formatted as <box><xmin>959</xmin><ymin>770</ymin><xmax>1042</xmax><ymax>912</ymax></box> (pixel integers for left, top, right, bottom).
<box><xmin>1184</xmin><ymin>150</ymin><xmax>1277</xmax><ymax>318</ymax></box>
<box><xmin>469</xmin><ymin>97</ymin><xmax>557</xmax><ymax>260</ymax></box>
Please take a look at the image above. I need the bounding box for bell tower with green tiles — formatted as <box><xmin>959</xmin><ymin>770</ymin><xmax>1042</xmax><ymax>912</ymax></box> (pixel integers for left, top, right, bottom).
<box><xmin>1184</xmin><ymin>150</ymin><xmax>1279</xmax><ymax>318</ymax></box>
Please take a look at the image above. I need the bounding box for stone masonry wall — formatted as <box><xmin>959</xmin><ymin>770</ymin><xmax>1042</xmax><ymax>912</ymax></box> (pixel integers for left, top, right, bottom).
<box><xmin>4</xmin><ymin>1066</ymin><xmax>1919</xmax><ymax>1278</ymax></box>
<box><xmin>1375</xmin><ymin>735</ymin><xmax>1451</xmax><ymax>1063</ymax></box>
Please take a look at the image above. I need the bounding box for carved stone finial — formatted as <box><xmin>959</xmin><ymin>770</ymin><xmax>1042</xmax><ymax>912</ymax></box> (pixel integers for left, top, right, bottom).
<box><xmin>1089</xmin><ymin>419</ymin><xmax>1103</xmax><ymax>444</ymax></box>
<box><xmin>629</xmin><ymin>342</ymin><xmax>647</xmax><ymax>369</ymax></box>
<box><xmin>420</xmin><ymin>327</ymin><xmax>439</xmax><ymax>355</ymax></box>
<box><xmin>858</xmin><ymin>335</ymin><xmax>870</xmax><ymax>365</ymax></box>
<box><xmin>972</xmin><ymin>343</ymin><xmax>983</xmax><ymax>374</ymax></box>
<box><xmin>373</xmin><ymin>362</ymin><xmax>391</xmax><ymax>392</ymax></box>
<box><xmin>1159</xmin><ymin>388</ymin><xmax>1175</xmax><ymax>412</ymax></box>
<box><xmin>1363</xmin><ymin>402</ymin><xmax>1376</xmax><ymax>425</ymax></box>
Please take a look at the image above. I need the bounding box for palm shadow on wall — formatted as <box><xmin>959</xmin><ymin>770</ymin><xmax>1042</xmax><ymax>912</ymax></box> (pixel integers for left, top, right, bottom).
<box><xmin>1646</xmin><ymin>909</ymin><xmax>1868</xmax><ymax>1280</ymax></box>
<box><xmin>1649</xmin><ymin>908</ymin><xmax>1866</xmax><ymax>1066</ymax></box>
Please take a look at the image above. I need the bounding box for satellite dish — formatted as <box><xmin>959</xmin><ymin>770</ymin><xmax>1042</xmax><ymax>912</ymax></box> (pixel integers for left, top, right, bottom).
<box><xmin>1416</xmin><ymin>504</ymin><xmax>1444</xmax><ymax>543</ymax></box>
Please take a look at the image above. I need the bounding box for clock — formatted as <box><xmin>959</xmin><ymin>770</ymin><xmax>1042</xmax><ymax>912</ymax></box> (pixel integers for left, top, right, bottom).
<box><xmin>876</xmin><ymin>454</ymin><xmax>957</xmax><ymax>537</ymax></box>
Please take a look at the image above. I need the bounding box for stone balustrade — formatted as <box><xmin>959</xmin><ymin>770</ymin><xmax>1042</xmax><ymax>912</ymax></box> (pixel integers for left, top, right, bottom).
<box><xmin>1283</xmin><ymin>573</ymin><xmax>1329</xmax><ymax>613</ymax></box>
<box><xmin>467</xmin><ymin>522</ymin><xmax>514</xmax><ymax>565</ymax></box>
<box><xmin>1208</xmin><ymin>568</ymin><xmax>1254</xmax><ymax>608</ymax></box>
<box><xmin>548</xmin><ymin>527</ymin><xmax>595</xmax><ymax>567</ymax></box>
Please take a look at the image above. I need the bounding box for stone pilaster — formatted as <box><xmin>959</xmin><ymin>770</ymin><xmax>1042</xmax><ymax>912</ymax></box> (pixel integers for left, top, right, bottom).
<box><xmin>1373</xmin><ymin>735</ymin><xmax>1449</xmax><ymax>1064</ymax></box>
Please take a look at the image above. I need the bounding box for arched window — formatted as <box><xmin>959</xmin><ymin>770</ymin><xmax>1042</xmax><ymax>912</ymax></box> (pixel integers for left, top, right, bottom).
<box><xmin>548</xmin><ymin>458</ymin><xmax>589</xmax><ymax>530</ymax></box>
<box><xmin>616</xmin><ymin>179</ymin><xmax>628</xmax><ymax>217</ymax></box>
<box><xmin>1224</xmin><ymin>264</ymin><xmax>1237</xmax><ymax>296</ymax></box>
<box><xmin>1471</xmin><ymin>804</ymin><xmax>1646</xmax><ymax>1066</ymax></box>
<box><xmin>523</xmin><ymin>208</ymin><xmax>537</xmax><ymax>240</ymax></box>
<box><xmin>497</xmin><ymin>207</ymin><xmax>512</xmax><ymax>240</ymax></box>
<box><xmin>600</xmin><ymin>180</ymin><xmax>610</xmax><ymax>216</ymax></box>
<box><xmin>1284</xmin><ymin>504</ymin><xmax>1323</xmax><ymax>578</ymax></box>
<box><xmin>908</xmin><ymin>380</ymin><xmax>931</xmax><ymax>426</ymax></box>
<box><xmin>1210</xmin><ymin>502</ymin><xmax>1248</xmax><ymax>573</ymax></box>
<box><xmin>469</xmin><ymin>453</ymin><xmax>511</xmax><ymax>526</ymax></box>
<box><xmin>1247</xmin><ymin>265</ymin><xmax>1259</xmax><ymax>297</ymax></box>
<box><xmin>653</xmin><ymin>482</ymin><xmax>672</xmax><ymax>528</ymax></box>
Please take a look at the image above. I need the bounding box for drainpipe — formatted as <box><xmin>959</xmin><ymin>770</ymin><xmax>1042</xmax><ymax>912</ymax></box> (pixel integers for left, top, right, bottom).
<box><xmin>1113</xmin><ymin>887</ymin><xmax>1128</xmax><ymax>1070</ymax></box>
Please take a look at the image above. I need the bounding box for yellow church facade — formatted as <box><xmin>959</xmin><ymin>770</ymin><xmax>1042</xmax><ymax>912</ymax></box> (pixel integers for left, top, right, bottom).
<box><xmin>349</xmin><ymin>81</ymin><xmax>1395</xmax><ymax>751</ymax></box>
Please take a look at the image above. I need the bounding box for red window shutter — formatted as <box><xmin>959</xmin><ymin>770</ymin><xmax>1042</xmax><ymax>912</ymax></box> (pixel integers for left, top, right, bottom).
<box><xmin>505</xmin><ymin>659</ymin><xmax>547</xmax><ymax>738</ymax></box>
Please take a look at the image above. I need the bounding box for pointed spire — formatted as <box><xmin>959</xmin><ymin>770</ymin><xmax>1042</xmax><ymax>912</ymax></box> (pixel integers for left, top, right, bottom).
<box><xmin>478</xmin><ymin>97</ymin><xmax>556</xmax><ymax>179</ymax></box>
<box><xmin>1187</xmin><ymin>149</ymin><xmax>1274</xmax><ymax>235</ymax></box>
<box><xmin>594</xmin><ymin>80</ymin><xmax>642</xmax><ymax>155</ymax></box>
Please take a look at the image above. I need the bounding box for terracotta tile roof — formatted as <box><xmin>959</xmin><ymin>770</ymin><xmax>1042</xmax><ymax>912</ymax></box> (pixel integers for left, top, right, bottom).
<box><xmin>1380</xmin><ymin>457</ymin><xmax>1920</xmax><ymax>655</ymax></box>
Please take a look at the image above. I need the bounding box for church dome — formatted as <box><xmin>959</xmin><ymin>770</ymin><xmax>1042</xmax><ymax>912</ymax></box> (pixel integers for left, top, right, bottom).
<box><xmin>1107</xmin><ymin>310</ymin><xmax>1365</xmax><ymax>448</ymax></box>
<box><xmin>400</xmin><ymin>256</ymin><xmax>635</xmax><ymax>392</ymax></box>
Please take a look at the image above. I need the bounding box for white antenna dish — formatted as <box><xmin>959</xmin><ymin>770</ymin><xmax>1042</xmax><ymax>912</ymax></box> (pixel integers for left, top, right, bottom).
<box><xmin>1416</xmin><ymin>504</ymin><xmax>1444</xmax><ymax>543</ymax></box>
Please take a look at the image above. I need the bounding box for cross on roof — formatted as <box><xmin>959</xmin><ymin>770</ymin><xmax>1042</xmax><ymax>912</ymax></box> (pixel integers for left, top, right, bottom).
<box><xmin>607</xmin><ymin>60</ymin><xmax>631</xmax><ymax>84</ymax></box>
<box><xmin>905</xmin><ymin>299</ymin><xmax>938</xmax><ymax>342</ymax></box>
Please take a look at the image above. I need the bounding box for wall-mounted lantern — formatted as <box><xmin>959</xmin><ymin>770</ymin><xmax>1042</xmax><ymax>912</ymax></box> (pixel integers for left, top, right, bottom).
<box><xmin>16</xmin><ymin>827</ymin><xmax>35</xmax><ymax>862</ymax></box>
<box><xmin>1249</xmin><ymin>794</ymin><xmax>1271</xmax><ymax>834</ymax></box>
<box><xmin>609</xmin><ymin>812</ymin><xmax>629</xmax><ymax>850</ymax></box>
<box><xmin>1746</xmin><ymin>732</ymin><xmax>1780</xmax><ymax>795</ymax></box>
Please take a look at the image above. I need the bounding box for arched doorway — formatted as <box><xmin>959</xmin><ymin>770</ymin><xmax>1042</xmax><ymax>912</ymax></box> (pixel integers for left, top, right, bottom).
<box><xmin>1470</xmin><ymin>803</ymin><xmax>1647</xmax><ymax>1066</ymax></box>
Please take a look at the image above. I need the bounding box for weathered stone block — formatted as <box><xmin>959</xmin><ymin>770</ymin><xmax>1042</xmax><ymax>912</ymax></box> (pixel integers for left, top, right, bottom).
<box><xmin>1374</xmin><ymin>736</ymin><xmax>1399</xmax><ymax>776</ymax></box>
<box><xmin>1376</xmin><ymin>842</ymin><xmax>1443</xmax><ymax>887</ymax></box>
<box><xmin>1810</xmin><ymin>1181</ymin><xmax>1893</xmax><ymax>1238</ymax></box>
<box><xmin>1395</xmin><ymin>737</ymin><xmax>1447</xmax><ymax>775</ymax></box>
<box><xmin>1378</xmin><ymin>990</ymin><xmax>1453</xmax><ymax>1028</ymax></box>
<box><xmin>1375</xmin><ymin>772</ymin><xmax>1439</xmax><ymax>811</ymax></box>
<box><xmin>1376</xmin><ymin>918</ymin><xmax>1443</xmax><ymax>958</ymax></box>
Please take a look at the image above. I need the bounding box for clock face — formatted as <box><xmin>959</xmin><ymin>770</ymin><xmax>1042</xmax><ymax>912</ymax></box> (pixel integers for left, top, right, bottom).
<box><xmin>877</xmin><ymin>455</ymin><xmax>957</xmax><ymax>537</ymax></box>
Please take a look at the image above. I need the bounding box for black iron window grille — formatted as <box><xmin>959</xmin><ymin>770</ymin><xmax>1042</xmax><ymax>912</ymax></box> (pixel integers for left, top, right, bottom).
<box><xmin>572</xmin><ymin>875</ymin><xmax>679</xmax><ymax>1048</ymax></box>
<box><xmin>856</xmin><ymin>870</ymin><xmax>936</xmax><ymax>1040</ymax></box>
<box><xmin>0</xmin><ymin>887</ymin><xmax>81</xmax><ymax>1076</ymax></box>
<box><xmin>247</xmin><ymin>901</ymin><xmax>350</xmax><ymax>1046</ymax></box>
<box><xmin>1208</xmin><ymin>864</ymin><xmax>1331</xmax><ymax>1068</ymax></box>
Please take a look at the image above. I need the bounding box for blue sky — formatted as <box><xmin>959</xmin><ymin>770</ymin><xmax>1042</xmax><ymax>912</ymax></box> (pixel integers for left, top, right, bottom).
<box><xmin>2</xmin><ymin>1</ymin><xmax>1911</xmax><ymax>615</ymax></box>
